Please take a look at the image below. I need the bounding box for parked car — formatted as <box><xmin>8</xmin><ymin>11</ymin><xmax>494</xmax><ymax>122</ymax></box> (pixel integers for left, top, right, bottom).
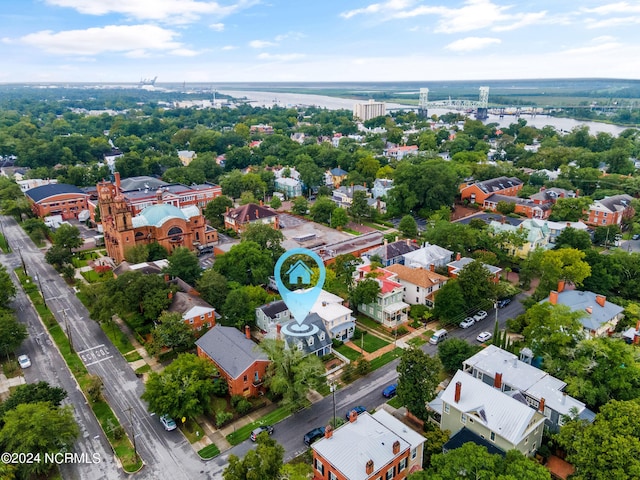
<box><xmin>497</xmin><ymin>298</ymin><xmax>511</xmax><ymax>308</ymax></box>
<box><xmin>160</xmin><ymin>414</ymin><xmax>177</xmax><ymax>431</ymax></box>
<box><xmin>476</xmin><ymin>331</ymin><xmax>492</xmax><ymax>343</ymax></box>
<box><xmin>459</xmin><ymin>317</ymin><xmax>475</xmax><ymax>329</ymax></box>
<box><xmin>633</xmin><ymin>234</ymin><xmax>640</xmax><ymax>240</ymax></box>
<box><xmin>304</xmin><ymin>426</ymin><xmax>326</xmax><ymax>446</ymax></box>
<box><xmin>18</xmin><ymin>354</ymin><xmax>31</xmax><ymax>369</ymax></box>
<box><xmin>250</xmin><ymin>425</ymin><xmax>274</xmax><ymax>441</ymax></box>
<box><xmin>473</xmin><ymin>310</ymin><xmax>488</xmax><ymax>321</ymax></box>
<box><xmin>382</xmin><ymin>384</ymin><xmax>397</xmax><ymax>398</ymax></box>
<box><xmin>345</xmin><ymin>405</ymin><xmax>367</xmax><ymax>420</ymax></box>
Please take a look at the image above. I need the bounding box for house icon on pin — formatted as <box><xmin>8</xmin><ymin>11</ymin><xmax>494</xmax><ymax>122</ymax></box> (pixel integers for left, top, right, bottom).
<box><xmin>286</xmin><ymin>260</ymin><xmax>313</xmax><ymax>286</ymax></box>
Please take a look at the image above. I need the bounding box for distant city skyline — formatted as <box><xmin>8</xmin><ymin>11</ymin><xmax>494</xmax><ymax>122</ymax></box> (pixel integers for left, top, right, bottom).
<box><xmin>1</xmin><ymin>0</ymin><xmax>639</xmax><ymax>83</ymax></box>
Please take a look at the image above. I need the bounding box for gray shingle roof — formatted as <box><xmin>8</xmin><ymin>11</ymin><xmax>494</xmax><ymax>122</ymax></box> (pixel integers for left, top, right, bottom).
<box><xmin>595</xmin><ymin>194</ymin><xmax>633</xmax><ymax>213</ymax></box>
<box><xmin>196</xmin><ymin>326</ymin><xmax>268</xmax><ymax>379</ymax></box>
<box><xmin>474</xmin><ymin>176</ymin><xmax>523</xmax><ymax>194</ymax></box>
<box><xmin>543</xmin><ymin>290</ymin><xmax>624</xmax><ymax>331</ymax></box>
<box><xmin>367</xmin><ymin>240</ymin><xmax>420</xmax><ymax>263</ymax></box>
<box><xmin>282</xmin><ymin>313</ymin><xmax>332</xmax><ymax>356</ymax></box>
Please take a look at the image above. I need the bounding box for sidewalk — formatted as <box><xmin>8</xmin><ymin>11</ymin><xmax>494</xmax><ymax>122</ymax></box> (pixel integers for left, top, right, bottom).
<box><xmin>344</xmin><ymin>324</ymin><xmax>430</xmax><ymax>361</ymax></box>
<box><xmin>111</xmin><ymin>315</ymin><xmax>162</xmax><ymax>373</ymax></box>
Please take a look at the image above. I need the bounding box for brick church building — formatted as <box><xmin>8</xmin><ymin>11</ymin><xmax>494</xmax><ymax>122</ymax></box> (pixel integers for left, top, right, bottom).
<box><xmin>97</xmin><ymin>178</ymin><xmax>217</xmax><ymax>263</ymax></box>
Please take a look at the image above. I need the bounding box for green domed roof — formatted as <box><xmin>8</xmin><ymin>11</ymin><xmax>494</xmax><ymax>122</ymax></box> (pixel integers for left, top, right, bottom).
<box><xmin>132</xmin><ymin>204</ymin><xmax>187</xmax><ymax>228</ymax></box>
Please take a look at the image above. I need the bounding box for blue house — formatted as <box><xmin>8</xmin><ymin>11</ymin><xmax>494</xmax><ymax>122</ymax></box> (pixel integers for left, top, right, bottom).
<box><xmin>286</xmin><ymin>260</ymin><xmax>313</xmax><ymax>286</ymax></box>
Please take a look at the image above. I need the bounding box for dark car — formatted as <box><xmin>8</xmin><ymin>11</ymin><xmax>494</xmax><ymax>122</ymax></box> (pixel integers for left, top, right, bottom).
<box><xmin>633</xmin><ymin>234</ymin><xmax>640</xmax><ymax>240</ymax></box>
<box><xmin>382</xmin><ymin>384</ymin><xmax>397</xmax><ymax>398</ymax></box>
<box><xmin>250</xmin><ymin>425</ymin><xmax>274</xmax><ymax>441</ymax></box>
<box><xmin>345</xmin><ymin>405</ymin><xmax>367</xmax><ymax>420</ymax></box>
<box><xmin>497</xmin><ymin>298</ymin><xmax>512</xmax><ymax>308</ymax></box>
<box><xmin>304</xmin><ymin>426</ymin><xmax>326</xmax><ymax>446</ymax></box>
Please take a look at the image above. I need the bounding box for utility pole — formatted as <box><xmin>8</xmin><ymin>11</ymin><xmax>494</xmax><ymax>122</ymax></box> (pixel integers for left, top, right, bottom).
<box><xmin>18</xmin><ymin>247</ymin><xmax>26</xmax><ymax>275</ymax></box>
<box><xmin>59</xmin><ymin>309</ymin><xmax>73</xmax><ymax>353</ymax></box>
<box><xmin>125</xmin><ymin>405</ymin><xmax>138</xmax><ymax>461</ymax></box>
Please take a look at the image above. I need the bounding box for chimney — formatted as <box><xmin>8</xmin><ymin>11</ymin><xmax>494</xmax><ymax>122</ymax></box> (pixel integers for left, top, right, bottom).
<box><xmin>549</xmin><ymin>290</ymin><xmax>558</xmax><ymax>305</ymax></box>
<box><xmin>395</xmin><ymin>236</ymin><xmax>399</xmax><ymax>242</ymax></box>
<box><xmin>454</xmin><ymin>381</ymin><xmax>462</xmax><ymax>403</ymax></box>
<box><xmin>586</xmin><ymin>306</ymin><xmax>593</xmax><ymax>314</ymax></box>
<box><xmin>406</xmin><ymin>239</ymin><xmax>410</xmax><ymax>246</ymax></box>
<box><xmin>226</xmin><ymin>206</ymin><xmax>230</xmax><ymax>213</ymax></box>
<box><xmin>325</xmin><ymin>424</ymin><xmax>333</xmax><ymax>439</ymax></box>
<box><xmin>392</xmin><ymin>440</ymin><xmax>400</xmax><ymax>455</ymax></box>
<box><xmin>430</xmin><ymin>264</ymin><xmax>435</xmax><ymax>272</ymax></box>
<box><xmin>156</xmin><ymin>189</ymin><xmax>163</xmax><ymax>204</ymax></box>
<box><xmin>255</xmin><ymin>209</ymin><xmax>259</xmax><ymax>219</ymax></box>
<box><xmin>634</xmin><ymin>334</ymin><xmax>639</xmax><ymax>345</ymax></box>
<box><xmin>558</xmin><ymin>280</ymin><xmax>565</xmax><ymax>293</ymax></box>
<box><xmin>384</xmin><ymin>238</ymin><xmax>388</xmax><ymax>246</ymax></box>
<box><xmin>636</xmin><ymin>319</ymin><xmax>640</xmax><ymax>332</ymax></box>
<box><xmin>595</xmin><ymin>294</ymin><xmax>606</xmax><ymax>307</ymax></box>
<box><xmin>349</xmin><ymin>410</ymin><xmax>358</xmax><ymax>423</ymax></box>
<box><xmin>276</xmin><ymin>323</ymin><xmax>281</xmax><ymax>340</ymax></box>
<box><xmin>259</xmin><ymin>200</ymin><xmax>263</xmax><ymax>206</ymax></box>
<box><xmin>456</xmin><ymin>252</ymin><xmax>461</xmax><ymax>261</ymax></box>
<box><xmin>562</xmin><ymin>392</ymin><xmax>567</xmax><ymax>404</ymax></box>
<box><xmin>366</xmin><ymin>460</ymin><xmax>374</xmax><ymax>475</ymax></box>
<box><xmin>164</xmin><ymin>274</ymin><xmax>169</xmax><ymax>282</ymax></box>
<box><xmin>322</xmin><ymin>301</ymin><xmax>327</xmax><ymax>307</ymax></box>
<box><xmin>494</xmin><ymin>372</ymin><xmax>503</xmax><ymax>389</ymax></box>
<box><xmin>245</xmin><ymin>325</ymin><xmax>251</xmax><ymax>339</ymax></box>
<box><xmin>539</xmin><ymin>397</ymin><xmax>545</xmax><ymax>413</ymax></box>
<box><xmin>114</xmin><ymin>171</ymin><xmax>121</xmax><ymax>190</ymax></box>
<box><xmin>168</xmin><ymin>291</ymin><xmax>173</xmax><ymax>300</ymax></box>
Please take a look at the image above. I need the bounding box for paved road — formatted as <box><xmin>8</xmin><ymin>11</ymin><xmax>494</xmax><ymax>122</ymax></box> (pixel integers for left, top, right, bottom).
<box><xmin>0</xmin><ymin>216</ymin><xmax>210</xmax><ymax>480</ymax></box>
<box><xmin>0</xmin><ymin>214</ymin><xmax>526</xmax><ymax>479</ymax></box>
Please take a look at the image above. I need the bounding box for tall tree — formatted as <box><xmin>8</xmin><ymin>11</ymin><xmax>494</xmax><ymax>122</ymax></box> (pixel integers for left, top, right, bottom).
<box><xmin>260</xmin><ymin>339</ymin><xmax>324</xmax><ymax>412</ymax></box>
<box><xmin>0</xmin><ymin>381</ymin><xmax>67</xmax><ymax>426</ymax></box>
<box><xmin>557</xmin><ymin>399</ymin><xmax>640</xmax><ymax>480</ymax></box>
<box><xmin>291</xmin><ymin>196</ymin><xmax>309</xmax><ymax>216</ymax></box>
<box><xmin>399</xmin><ymin>215</ymin><xmax>418</xmax><ymax>238</ymax></box>
<box><xmin>0</xmin><ymin>402</ymin><xmax>78</xmax><ymax>479</ymax></box>
<box><xmin>0</xmin><ymin>264</ymin><xmax>16</xmax><ymax>308</ymax></box>
<box><xmin>241</xmin><ymin>222</ymin><xmax>285</xmax><ymax>263</ymax></box>
<box><xmin>549</xmin><ymin>197</ymin><xmax>592</xmax><ymax>222</ymax></box>
<box><xmin>141</xmin><ymin>353</ymin><xmax>218</xmax><ymax>420</ymax></box>
<box><xmin>52</xmin><ymin>223</ymin><xmax>83</xmax><ymax>252</ymax></box>
<box><xmin>350</xmin><ymin>278</ymin><xmax>380</xmax><ymax>309</ymax></box>
<box><xmin>522</xmin><ymin>303</ymin><xmax>584</xmax><ymax>360</ymax></box>
<box><xmin>223</xmin><ymin>434</ymin><xmax>285</xmax><ymax>480</ymax></box>
<box><xmin>150</xmin><ymin>311</ymin><xmax>195</xmax><ymax>353</ymax></box>
<box><xmin>432</xmin><ymin>279</ymin><xmax>467</xmax><ymax>324</ymax></box>
<box><xmin>309</xmin><ymin>196</ymin><xmax>336</xmax><ymax>224</ymax></box>
<box><xmin>165</xmin><ymin>247</ymin><xmax>202</xmax><ymax>286</ymax></box>
<box><xmin>396</xmin><ymin>347</ymin><xmax>442</xmax><ymax>421</ymax></box>
<box><xmin>456</xmin><ymin>260</ymin><xmax>498</xmax><ymax>310</ymax></box>
<box><xmin>124</xmin><ymin>244</ymin><xmax>149</xmax><ymax>264</ymax></box>
<box><xmin>330</xmin><ymin>206</ymin><xmax>348</xmax><ymax>228</ymax></box>
<box><xmin>349</xmin><ymin>190</ymin><xmax>372</xmax><ymax>223</ymax></box>
<box><xmin>196</xmin><ymin>269</ymin><xmax>229</xmax><ymax>310</ymax></box>
<box><xmin>0</xmin><ymin>310</ymin><xmax>27</xmax><ymax>360</ymax></box>
<box><xmin>438</xmin><ymin>338</ymin><xmax>482</xmax><ymax>374</ymax></box>
<box><xmin>537</xmin><ymin>248</ymin><xmax>591</xmax><ymax>298</ymax></box>
<box><xmin>213</xmin><ymin>241</ymin><xmax>273</xmax><ymax>285</ymax></box>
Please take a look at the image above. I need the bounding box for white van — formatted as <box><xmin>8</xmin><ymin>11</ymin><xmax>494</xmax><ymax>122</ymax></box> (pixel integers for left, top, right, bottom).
<box><xmin>429</xmin><ymin>328</ymin><xmax>448</xmax><ymax>345</ymax></box>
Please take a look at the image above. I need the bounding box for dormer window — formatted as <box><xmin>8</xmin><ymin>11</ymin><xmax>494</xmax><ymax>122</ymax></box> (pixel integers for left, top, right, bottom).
<box><xmin>297</xmin><ymin>342</ymin><xmax>304</xmax><ymax>351</ymax></box>
<box><xmin>319</xmin><ymin>332</ymin><xmax>325</xmax><ymax>341</ymax></box>
<box><xmin>307</xmin><ymin>337</ymin><xmax>314</xmax><ymax>346</ymax></box>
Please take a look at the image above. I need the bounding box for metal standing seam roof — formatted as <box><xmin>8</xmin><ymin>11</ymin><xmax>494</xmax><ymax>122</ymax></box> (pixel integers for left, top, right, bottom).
<box><xmin>447</xmin><ymin>257</ymin><xmax>502</xmax><ymax>275</ymax></box>
<box><xmin>442</xmin><ymin>370</ymin><xmax>539</xmax><ymax>446</ymax></box>
<box><xmin>25</xmin><ymin>183</ymin><xmax>88</xmax><ymax>203</ymax></box>
<box><xmin>312</xmin><ymin>411</ymin><xmax>415</xmax><ymax>480</ymax></box>
<box><xmin>195</xmin><ymin>326</ymin><xmax>268</xmax><ymax>379</ymax></box>
<box><xmin>402</xmin><ymin>244</ymin><xmax>454</xmax><ymax>267</ymax></box>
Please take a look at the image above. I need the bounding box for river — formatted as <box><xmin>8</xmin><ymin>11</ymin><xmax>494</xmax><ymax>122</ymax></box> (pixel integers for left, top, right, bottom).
<box><xmin>218</xmin><ymin>89</ymin><xmax>633</xmax><ymax>136</ymax></box>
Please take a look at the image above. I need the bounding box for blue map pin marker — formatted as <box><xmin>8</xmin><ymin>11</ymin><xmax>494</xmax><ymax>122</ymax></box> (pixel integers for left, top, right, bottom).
<box><xmin>274</xmin><ymin>248</ymin><xmax>326</xmax><ymax>337</ymax></box>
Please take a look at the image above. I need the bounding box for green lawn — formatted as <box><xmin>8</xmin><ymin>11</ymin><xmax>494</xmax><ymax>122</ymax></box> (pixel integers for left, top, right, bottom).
<box><xmin>81</xmin><ymin>269</ymin><xmax>113</xmax><ymax>283</ymax></box>
<box><xmin>198</xmin><ymin>443</ymin><xmax>220</xmax><ymax>459</ymax></box>
<box><xmin>361</xmin><ymin>334</ymin><xmax>389</xmax><ymax>353</ymax></box>
<box><xmin>180</xmin><ymin>417</ymin><xmax>207</xmax><ymax>444</ymax></box>
<box><xmin>369</xmin><ymin>348</ymin><xmax>403</xmax><ymax>370</ymax></box>
<box><xmin>101</xmin><ymin>322</ymin><xmax>137</xmax><ymax>356</ymax></box>
<box><xmin>387</xmin><ymin>396</ymin><xmax>403</xmax><ymax>409</ymax></box>
<box><xmin>335</xmin><ymin>343</ymin><xmax>362</xmax><ymax>361</ymax></box>
<box><xmin>407</xmin><ymin>336</ymin><xmax>427</xmax><ymax>347</ymax></box>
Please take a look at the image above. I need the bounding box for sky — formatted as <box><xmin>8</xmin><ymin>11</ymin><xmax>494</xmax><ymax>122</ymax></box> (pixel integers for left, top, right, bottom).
<box><xmin>1</xmin><ymin>0</ymin><xmax>640</xmax><ymax>83</ymax></box>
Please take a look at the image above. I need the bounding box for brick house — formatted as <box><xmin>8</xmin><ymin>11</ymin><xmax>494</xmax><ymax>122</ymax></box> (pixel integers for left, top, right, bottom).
<box><xmin>312</xmin><ymin>410</ymin><xmax>425</xmax><ymax>480</ymax></box>
<box><xmin>25</xmin><ymin>183</ymin><xmax>90</xmax><ymax>220</ymax></box>
<box><xmin>196</xmin><ymin>325</ymin><xmax>269</xmax><ymax>397</ymax></box>
<box><xmin>223</xmin><ymin>203</ymin><xmax>279</xmax><ymax>233</ymax></box>
<box><xmin>459</xmin><ymin>176</ymin><xmax>523</xmax><ymax>205</ymax></box>
<box><xmin>585</xmin><ymin>194</ymin><xmax>634</xmax><ymax>227</ymax></box>
<box><xmin>168</xmin><ymin>291</ymin><xmax>217</xmax><ymax>332</ymax></box>
<box><xmin>447</xmin><ymin>254</ymin><xmax>502</xmax><ymax>282</ymax></box>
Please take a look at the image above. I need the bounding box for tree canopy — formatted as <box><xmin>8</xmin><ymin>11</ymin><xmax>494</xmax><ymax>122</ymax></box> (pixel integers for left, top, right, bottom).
<box><xmin>141</xmin><ymin>353</ymin><xmax>218</xmax><ymax>420</ymax></box>
<box><xmin>223</xmin><ymin>434</ymin><xmax>285</xmax><ymax>480</ymax></box>
<box><xmin>213</xmin><ymin>241</ymin><xmax>273</xmax><ymax>286</ymax></box>
<box><xmin>165</xmin><ymin>247</ymin><xmax>202</xmax><ymax>286</ymax></box>
<box><xmin>397</xmin><ymin>347</ymin><xmax>442</xmax><ymax>421</ymax></box>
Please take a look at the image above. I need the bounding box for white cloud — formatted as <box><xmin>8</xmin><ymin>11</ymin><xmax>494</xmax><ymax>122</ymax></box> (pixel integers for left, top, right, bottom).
<box><xmin>445</xmin><ymin>36</ymin><xmax>501</xmax><ymax>52</ymax></box>
<box><xmin>249</xmin><ymin>39</ymin><xmax>277</xmax><ymax>48</ymax></box>
<box><xmin>19</xmin><ymin>24</ymin><xmax>184</xmax><ymax>56</ymax></box>
<box><xmin>561</xmin><ymin>37</ymin><xmax>622</xmax><ymax>55</ymax></box>
<box><xmin>44</xmin><ymin>0</ymin><xmax>260</xmax><ymax>24</ymax></box>
<box><xmin>170</xmin><ymin>48</ymin><xmax>201</xmax><ymax>56</ymax></box>
<box><xmin>585</xmin><ymin>16</ymin><xmax>640</xmax><ymax>28</ymax></box>
<box><xmin>257</xmin><ymin>52</ymin><xmax>305</xmax><ymax>61</ymax></box>
<box><xmin>342</xmin><ymin>0</ymin><xmax>548</xmax><ymax>34</ymax></box>
<box><xmin>340</xmin><ymin>0</ymin><xmax>416</xmax><ymax>19</ymax></box>
<box><xmin>221</xmin><ymin>45</ymin><xmax>237</xmax><ymax>50</ymax></box>
<box><xmin>209</xmin><ymin>22</ymin><xmax>225</xmax><ymax>31</ymax></box>
<box><xmin>581</xmin><ymin>2</ymin><xmax>640</xmax><ymax>15</ymax></box>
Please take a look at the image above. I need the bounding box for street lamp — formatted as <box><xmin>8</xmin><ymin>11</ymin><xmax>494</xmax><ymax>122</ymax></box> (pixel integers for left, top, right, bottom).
<box><xmin>125</xmin><ymin>405</ymin><xmax>138</xmax><ymax>461</ymax></box>
<box><xmin>329</xmin><ymin>383</ymin><xmax>337</xmax><ymax>427</ymax></box>
<box><xmin>59</xmin><ymin>309</ymin><xmax>74</xmax><ymax>353</ymax></box>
